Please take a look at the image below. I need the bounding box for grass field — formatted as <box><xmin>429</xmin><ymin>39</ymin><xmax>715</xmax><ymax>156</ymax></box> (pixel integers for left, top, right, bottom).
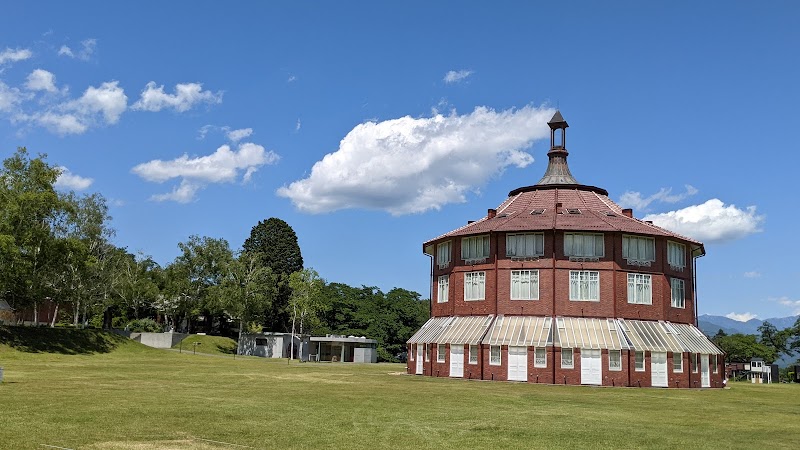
<box><xmin>1</xmin><ymin>326</ymin><xmax>799</xmax><ymax>450</ymax></box>
<box><xmin>170</xmin><ymin>334</ymin><xmax>237</xmax><ymax>356</ymax></box>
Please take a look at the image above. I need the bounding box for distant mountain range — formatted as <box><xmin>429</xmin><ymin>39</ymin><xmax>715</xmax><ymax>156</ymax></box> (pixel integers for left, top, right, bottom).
<box><xmin>698</xmin><ymin>314</ymin><xmax>799</xmax><ymax>336</ymax></box>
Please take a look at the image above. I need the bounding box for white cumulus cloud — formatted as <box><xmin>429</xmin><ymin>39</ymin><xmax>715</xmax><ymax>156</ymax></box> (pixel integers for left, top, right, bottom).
<box><xmin>743</xmin><ymin>271</ymin><xmax>761</xmax><ymax>279</ymax></box>
<box><xmin>443</xmin><ymin>69</ymin><xmax>474</xmax><ymax>84</ymax></box>
<box><xmin>226</xmin><ymin>127</ymin><xmax>253</xmax><ymax>142</ymax></box>
<box><xmin>58</xmin><ymin>39</ymin><xmax>96</xmax><ymax>61</ymax></box>
<box><xmin>25</xmin><ymin>69</ymin><xmax>58</xmax><ymax>92</ymax></box>
<box><xmin>643</xmin><ymin>199</ymin><xmax>764</xmax><ymax>244</ymax></box>
<box><xmin>0</xmin><ymin>47</ymin><xmax>32</xmax><ymax>64</ymax></box>
<box><xmin>15</xmin><ymin>80</ymin><xmax>127</xmax><ymax>135</ymax></box>
<box><xmin>0</xmin><ymin>81</ymin><xmax>24</xmax><ymax>112</ymax></box>
<box><xmin>618</xmin><ymin>185</ymin><xmax>698</xmax><ymax>211</ymax></box>
<box><xmin>775</xmin><ymin>297</ymin><xmax>800</xmax><ymax>315</ymax></box>
<box><xmin>277</xmin><ymin>105</ymin><xmax>554</xmax><ymax>215</ymax></box>
<box><xmin>132</xmin><ymin>81</ymin><xmax>222</xmax><ymax>113</ymax></box>
<box><xmin>725</xmin><ymin>312</ymin><xmax>758</xmax><ymax>322</ymax></box>
<box><xmin>132</xmin><ymin>142</ymin><xmax>279</xmax><ymax>203</ymax></box>
<box><xmin>54</xmin><ymin>167</ymin><xmax>93</xmax><ymax>191</ymax></box>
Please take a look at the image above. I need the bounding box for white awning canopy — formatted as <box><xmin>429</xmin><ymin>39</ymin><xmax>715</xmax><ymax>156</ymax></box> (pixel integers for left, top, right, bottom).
<box><xmin>665</xmin><ymin>322</ymin><xmax>724</xmax><ymax>355</ymax></box>
<box><xmin>435</xmin><ymin>315</ymin><xmax>494</xmax><ymax>345</ymax></box>
<box><xmin>617</xmin><ymin>319</ymin><xmax>685</xmax><ymax>353</ymax></box>
<box><xmin>485</xmin><ymin>315</ymin><xmax>552</xmax><ymax>347</ymax></box>
<box><xmin>554</xmin><ymin>317</ymin><xmax>629</xmax><ymax>350</ymax></box>
<box><xmin>406</xmin><ymin>316</ymin><xmax>450</xmax><ymax>344</ymax></box>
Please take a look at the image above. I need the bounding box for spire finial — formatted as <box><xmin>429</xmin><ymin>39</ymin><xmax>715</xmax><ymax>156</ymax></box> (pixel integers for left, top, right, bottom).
<box><xmin>537</xmin><ymin>111</ymin><xmax>578</xmax><ymax>185</ymax></box>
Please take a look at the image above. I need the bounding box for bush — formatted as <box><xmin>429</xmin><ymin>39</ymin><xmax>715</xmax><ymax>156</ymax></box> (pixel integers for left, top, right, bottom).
<box><xmin>126</xmin><ymin>318</ymin><xmax>162</xmax><ymax>333</ymax></box>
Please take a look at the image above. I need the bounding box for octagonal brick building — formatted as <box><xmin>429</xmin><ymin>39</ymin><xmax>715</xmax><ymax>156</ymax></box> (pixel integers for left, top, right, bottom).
<box><xmin>407</xmin><ymin>111</ymin><xmax>723</xmax><ymax>388</ymax></box>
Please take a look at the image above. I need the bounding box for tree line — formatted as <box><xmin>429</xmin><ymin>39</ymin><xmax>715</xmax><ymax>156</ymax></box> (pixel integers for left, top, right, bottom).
<box><xmin>712</xmin><ymin>319</ymin><xmax>800</xmax><ymax>366</ymax></box>
<box><xmin>0</xmin><ymin>148</ymin><xmax>430</xmax><ymax>361</ymax></box>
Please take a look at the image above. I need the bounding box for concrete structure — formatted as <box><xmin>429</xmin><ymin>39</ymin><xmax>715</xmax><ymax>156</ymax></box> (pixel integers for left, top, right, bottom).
<box><xmin>407</xmin><ymin>111</ymin><xmax>724</xmax><ymax>388</ymax></box>
<box><xmin>309</xmin><ymin>335</ymin><xmax>378</xmax><ymax>363</ymax></box>
<box><xmin>131</xmin><ymin>332</ymin><xmax>189</xmax><ymax>349</ymax></box>
<box><xmin>238</xmin><ymin>332</ymin><xmax>307</xmax><ymax>359</ymax></box>
<box><xmin>238</xmin><ymin>333</ymin><xmax>378</xmax><ymax>362</ymax></box>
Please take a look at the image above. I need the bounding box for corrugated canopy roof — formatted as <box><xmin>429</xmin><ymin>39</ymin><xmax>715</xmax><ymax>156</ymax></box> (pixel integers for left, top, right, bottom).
<box><xmin>485</xmin><ymin>315</ymin><xmax>552</xmax><ymax>347</ymax></box>
<box><xmin>435</xmin><ymin>315</ymin><xmax>494</xmax><ymax>345</ymax></box>
<box><xmin>666</xmin><ymin>323</ymin><xmax>724</xmax><ymax>355</ymax></box>
<box><xmin>406</xmin><ymin>316</ymin><xmax>450</xmax><ymax>344</ymax></box>
<box><xmin>554</xmin><ymin>317</ymin><xmax>629</xmax><ymax>350</ymax></box>
<box><xmin>618</xmin><ymin>319</ymin><xmax>685</xmax><ymax>353</ymax></box>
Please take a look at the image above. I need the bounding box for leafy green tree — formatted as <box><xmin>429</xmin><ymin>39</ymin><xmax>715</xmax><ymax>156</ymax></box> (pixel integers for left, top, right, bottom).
<box><xmin>713</xmin><ymin>333</ymin><xmax>777</xmax><ymax>363</ymax></box>
<box><xmin>288</xmin><ymin>268</ymin><xmax>325</xmax><ymax>359</ymax></box>
<box><xmin>242</xmin><ymin>218</ymin><xmax>303</xmax><ymax>331</ymax></box>
<box><xmin>217</xmin><ymin>251</ymin><xmax>276</xmax><ymax>348</ymax></box>
<box><xmin>758</xmin><ymin>321</ymin><xmax>794</xmax><ymax>360</ymax></box>
<box><xmin>0</xmin><ymin>148</ymin><xmax>62</xmax><ymax>320</ymax></box>
<box><xmin>172</xmin><ymin>235</ymin><xmax>233</xmax><ymax>333</ymax></box>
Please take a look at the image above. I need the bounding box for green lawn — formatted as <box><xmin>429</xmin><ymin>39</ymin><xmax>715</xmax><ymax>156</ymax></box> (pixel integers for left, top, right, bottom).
<box><xmin>170</xmin><ymin>334</ymin><xmax>237</xmax><ymax>356</ymax></box>
<box><xmin>1</xmin><ymin>326</ymin><xmax>798</xmax><ymax>450</ymax></box>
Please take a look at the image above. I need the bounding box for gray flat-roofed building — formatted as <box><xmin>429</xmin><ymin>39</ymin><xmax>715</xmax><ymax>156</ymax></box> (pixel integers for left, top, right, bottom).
<box><xmin>309</xmin><ymin>335</ymin><xmax>377</xmax><ymax>363</ymax></box>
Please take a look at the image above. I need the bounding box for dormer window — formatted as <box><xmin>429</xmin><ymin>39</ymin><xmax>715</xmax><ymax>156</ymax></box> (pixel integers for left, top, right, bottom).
<box><xmin>622</xmin><ymin>235</ymin><xmax>655</xmax><ymax>266</ymax></box>
<box><xmin>566</xmin><ymin>208</ymin><xmax>581</xmax><ymax>215</ymax></box>
<box><xmin>531</xmin><ymin>209</ymin><xmax>545</xmax><ymax>215</ymax></box>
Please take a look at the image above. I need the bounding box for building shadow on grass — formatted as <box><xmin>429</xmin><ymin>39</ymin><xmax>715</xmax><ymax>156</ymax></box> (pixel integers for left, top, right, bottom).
<box><xmin>0</xmin><ymin>326</ymin><xmax>128</xmax><ymax>354</ymax></box>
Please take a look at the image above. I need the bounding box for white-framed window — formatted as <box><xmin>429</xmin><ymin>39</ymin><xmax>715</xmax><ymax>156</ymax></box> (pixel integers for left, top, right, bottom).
<box><xmin>713</xmin><ymin>355</ymin><xmax>718</xmax><ymax>374</ymax></box>
<box><xmin>673</xmin><ymin>352</ymin><xmax>683</xmax><ymax>373</ymax></box>
<box><xmin>667</xmin><ymin>241</ymin><xmax>686</xmax><ymax>271</ymax></box>
<box><xmin>569</xmin><ymin>271</ymin><xmax>600</xmax><ymax>301</ymax></box>
<box><xmin>461</xmin><ymin>235</ymin><xmax>490</xmax><ymax>262</ymax></box>
<box><xmin>424</xmin><ymin>344</ymin><xmax>430</xmax><ymax>362</ymax></box>
<box><xmin>622</xmin><ymin>235</ymin><xmax>655</xmax><ymax>265</ymax></box>
<box><xmin>506</xmin><ymin>233</ymin><xmax>544</xmax><ymax>258</ymax></box>
<box><xmin>511</xmin><ymin>270</ymin><xmax>539</xmax><ymax>300</ymax></box>
<box><xmin>489</xmin><ymin>345</ymin><xmax>501</xmax><ymax>366</ymax></box>
<box><xmin>464</xmin><ymin>271</ymin><xmax>486</xmax><ymax>301</ymax></box>
<box><xmin>564</xmin><ymin>233</ymin><xmax>604</xmax><ymax>258</ymax></box>
<box><xmin>437</xmin><ymin>275</ymin><xmax>449</xmax><ymax>303</ymax></box>
<box><xmin>634</xmin><ymin>351</ymin><xmax>645</xmax><ymax>371</ymax></box>
<box><xmin>627</xmin><ymin>273</ymin><xmax>652</xmax><ymax>305</ymax></box>
<box><xmin>437</xmin><ymin>344</ymin><xmax>446</xmax><ymax>363</ymax></box>
<box><xmin>671</xmin><ymin>278</ymin><xmax>685</xmax><ymax>308</ymax></box>
<box><xmin>609</xmin><ymin>350</ymin><xmax>622</xmax><ymax>371</ymax></box>
<box><xmin>534</xmin><ymin>347</ymin><xmax>547</xmax><ymax>368</ymax></box>
<box><xmin>561</xmin><ymin>348</ymin><xmax>574</xmax><ymax>368</ymax></box>
<box><xmin>691</xmin><ymin>353</ymin><xmax>698</xmax><ymax>373</ymax></box>
<box><xmin>409</xmin><ymin>344</ymin><xmax>414</xmax><ymax>361</ymax></box>
<box><xmin>469</xmin><ymin>345</ymin><xmax>478</xmax><ymax>364</ymax></box>
<box><xmin>436</xmin><ymin>241</ymin><xmax>452</xmax><ymax>268</ymax></box>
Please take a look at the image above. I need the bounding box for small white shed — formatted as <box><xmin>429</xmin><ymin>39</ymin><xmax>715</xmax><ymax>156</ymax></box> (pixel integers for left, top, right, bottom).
<box><xmin>238</xmin><ymin>332</ymin><xmax>307</xmax><ymax>359</ymax></box>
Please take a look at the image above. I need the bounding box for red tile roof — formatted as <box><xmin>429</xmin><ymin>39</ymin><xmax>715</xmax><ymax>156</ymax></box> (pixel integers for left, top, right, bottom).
<box><xmin>425</xmin><ymin>186</ymin><xmax>703</xmax><ymax>249</ymax></box>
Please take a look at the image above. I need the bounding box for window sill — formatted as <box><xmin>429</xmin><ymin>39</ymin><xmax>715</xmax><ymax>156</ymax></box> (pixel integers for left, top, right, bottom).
<box><xmin>489</xmin><ymin>362</ymin><xmax>501</xmax><ymax>366</ymax></box>
<box><xmin>511</xmin><ymin>298</ymin><xmax>539</xmax><ymax>301</ymax></box>
<box><xmin>570</xmin><ymin>298</ymin><xmax>600</xmax><ymax>302</ymax></box>
<box><xmin>561</xmin><ymin>365</ymin><xmax>574</xmax><ymax>369</ymax></box>
<box><xmin>464</xmin><ymin>298</ymin><xmax>485</xmax><ymax>302</ymax></box>
<box><xmin>627</xmin><ymin>301</ymin><xmax>652</xmax><ymax>306</ymax></box>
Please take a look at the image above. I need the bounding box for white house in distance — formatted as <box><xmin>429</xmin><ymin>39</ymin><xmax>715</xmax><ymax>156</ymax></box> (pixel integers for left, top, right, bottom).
<box><xmin>238</xmin><ymin>332</ymin><xmax>378</xmax><ymax>363</ymax></box>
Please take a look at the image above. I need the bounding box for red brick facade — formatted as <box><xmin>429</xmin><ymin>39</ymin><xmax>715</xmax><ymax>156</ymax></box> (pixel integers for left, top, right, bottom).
<box><xmin>410</xmin><ymin>111</ymin><xmax>721</xmax><ymax>388</ymax></box>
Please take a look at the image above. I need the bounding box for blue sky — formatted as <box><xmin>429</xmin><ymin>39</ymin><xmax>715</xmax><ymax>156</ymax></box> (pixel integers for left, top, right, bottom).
<box><xmin>1</xmin><ymin>2</ymin><xmax>798</xmax><ymax>321</ymax></box>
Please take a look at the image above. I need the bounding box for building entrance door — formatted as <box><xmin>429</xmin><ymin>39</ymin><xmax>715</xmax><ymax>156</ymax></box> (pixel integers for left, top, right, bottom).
<box><xmin>508</xmin><ymin>346</ymin><xmax>527</xmax><ymax>381</ymax></box>
<box><xmin>580</xmin><ymin>349</ymin><xmax>602</xmax><ymax>385</ymax></box>
<box><xmin>416</xmin><ymin>345</ymin><xmax>423</xmax><ymax>374</ymax></box>
<box><xmin>701</xmin><ymin>354</ymin><xmax>710</xmax><ymax>387</ymax></box>
<box><xmin>651</xmin><ymin>352</ymin><xmax>668</xmax><ymax>387</ymax></box>
<box><xmin>450</xmin><ymin>345</ymin><xmax>464</xmax><ymax>378</ymax></box>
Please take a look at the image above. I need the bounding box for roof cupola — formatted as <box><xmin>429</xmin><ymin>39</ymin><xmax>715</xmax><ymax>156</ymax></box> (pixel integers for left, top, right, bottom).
<box><xmin>536</xmin><ymin>110</ymin><xmax>579</xmax><ymax>185</ymax></box>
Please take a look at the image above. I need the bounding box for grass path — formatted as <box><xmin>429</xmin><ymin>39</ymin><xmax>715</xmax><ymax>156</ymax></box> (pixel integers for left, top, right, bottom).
<box><xmin>1</xmin><ymin>327</ymin><xmax>799</xmax><ymax>449</ymax></box>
